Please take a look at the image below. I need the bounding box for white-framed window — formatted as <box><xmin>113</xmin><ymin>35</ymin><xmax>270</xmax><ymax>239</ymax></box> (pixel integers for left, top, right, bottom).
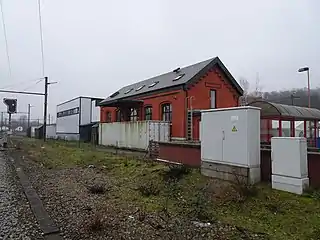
<box><xmin>161</xmin><ymin>103</ymin><xmax>172</xmax><ymax>121</ymax></box>
<box><xmin>130</xmin><ymin>108</ymin><xmax>139</xmax><ymax>121</ymax></box>
<box><xmin>210</xmin><ymin>90</ymin><xmax>216</xmax><ymax>108</ymax></box>
<box><xmin>144</xmin><ymin>106</ymin><xmax>152</xmax><ymax>120</ymax></box>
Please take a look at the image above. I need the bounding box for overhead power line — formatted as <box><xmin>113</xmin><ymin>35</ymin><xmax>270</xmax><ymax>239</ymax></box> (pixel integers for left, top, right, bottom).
<box><xmin>38</xmin><ymin>0</ymin><xmax>45</xmax><ymax>77</ymax></box>
<box><xmin>0</xmin><ymin>89</ymin><xmax>45</xmax><ymax>96</ymax></box>
<box><xmin>0</xmin><ymin>0</ymin><xmax>12</xmax><ymax>79</ymax></box>
<box><xmin>22</xmin><ymin>78</ymin><xmax>44</xmax><ymax>91</ymax></box>
<box><xmin>0</xmin><ymin>77</ymin><xmax>44</xmax><ymax>90</ymax></box>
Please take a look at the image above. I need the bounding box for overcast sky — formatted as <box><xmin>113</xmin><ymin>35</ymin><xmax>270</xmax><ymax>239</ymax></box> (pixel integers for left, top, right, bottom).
<box><xmin>0</xmin><ymin>0</ymin><xmax>319</xmax><ymax>121</ymax></box>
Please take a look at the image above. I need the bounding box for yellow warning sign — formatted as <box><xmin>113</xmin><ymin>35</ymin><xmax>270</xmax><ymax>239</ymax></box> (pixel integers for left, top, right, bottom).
<box><xmin>232</xmin><ymin>126</ymin><xmax>237</xmax><ymax>132</ymax></box>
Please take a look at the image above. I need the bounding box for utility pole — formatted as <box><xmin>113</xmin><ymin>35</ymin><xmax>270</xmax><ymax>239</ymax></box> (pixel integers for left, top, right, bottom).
<box><xmin>48</xmin><ymin>113</ymin><xmax>51</xmax><ymax>125</ymax></box>
<box><xmin>298</xmin><ymin>67</ymin><xmax>311</xmax><ymax>108</ymax></box>
<box><xmin>8</xmin><ymin>113</ymin><xmax>11</xmax><ymax>133</ymax></box>
<box><xmin>27</xmin><ymin>104</ymin><xmax>31</xmax><ymax>128</ymax></box>
<box><xmin>43</xmin><ymin>76</ymin><xmax>48</xmax><ymax>141</ymax></box>
<box><xmin>307</xmin><ymin>69</ymin><xmax>310</xmax><ymax>108</ymax></box>
<box><xmin>1</xmin><ymin>112</ymin><xmax>3</xmax><ymax>131</ymax></box>
<box><xmin>43</xmin><ymin>77</ymin><xmax>57</xmax><ymax>141</ymax></box>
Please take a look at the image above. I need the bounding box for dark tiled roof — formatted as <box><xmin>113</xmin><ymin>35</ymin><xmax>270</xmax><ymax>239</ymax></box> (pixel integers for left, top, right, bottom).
<box><xmin>100</xmin><ymin>57</ymin><xmax>242</xmax><ymax>105</ymax></box>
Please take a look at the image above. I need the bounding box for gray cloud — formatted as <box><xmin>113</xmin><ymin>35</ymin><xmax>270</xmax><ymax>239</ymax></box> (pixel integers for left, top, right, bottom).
<box><xmin>0</xmin><ymin>0</ymin><xmax>319</xmax><ymax>120</ymax></box>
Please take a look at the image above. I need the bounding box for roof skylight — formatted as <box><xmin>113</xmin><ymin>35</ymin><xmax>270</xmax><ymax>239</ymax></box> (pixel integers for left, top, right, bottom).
<box><xmin>173</xmin><ymin>73</ymin><xmax>185</xmax><ymax>81</ymax></box>
<box><xmin>124</xmin><ymin>88</ymin><xmax>133</xmax><ymax>94</ymax></box>
<box><xmin>136</xmin><ymin>85</ymin><xmax>145</xmax><ymax>91</ymax></box>
<box><xmin>148</xmin><ymin>81</ymin><xmax>159</xmax><ymax>88</ymax></box>
<box><xmin>110</xmin><ymin>91</ymin><xmax>119</xmax><ymax>98</ymax></box>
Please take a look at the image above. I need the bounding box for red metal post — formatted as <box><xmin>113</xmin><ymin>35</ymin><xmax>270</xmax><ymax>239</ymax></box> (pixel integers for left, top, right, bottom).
<box><xmin>291</xmin><ymin>120</ymin><xmax>295</xmax><ymax>137</ymax></box>
<box><xmin>307</xmin><ymin>70</ymin><xmax>311</xmax><ymax>108</ymax></box>
<box><xmin>279</xmin><ymin>120</ymin><xmax>282</xmax><ymax>137</ymax></box>
<box><xmin>314</xmin><ymin>120</ymin><xmax>317</xmax><ymax>147</ymax></box>
<box><xmin>266</xmin><ymin>119</ymin><xmax>271</xmax><ymax>143</ymax></box>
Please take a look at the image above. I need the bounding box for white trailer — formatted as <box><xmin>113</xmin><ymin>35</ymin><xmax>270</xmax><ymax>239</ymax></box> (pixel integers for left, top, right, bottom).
<box><xmin>56</xmin><ymin>96</ymin><xmax>102</xmax><ymax>141</ymax></box>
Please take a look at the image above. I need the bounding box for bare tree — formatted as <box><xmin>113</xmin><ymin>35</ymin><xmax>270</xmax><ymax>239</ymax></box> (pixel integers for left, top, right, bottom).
<box><xmin>239</xmin><ymin>77</ymin><xmax>250</xmax><ymax>105</ymax></box>
<box><xmin>239</xmin><ymin>77</ymin><xmax>250</xmax><ymax>96</ymax></box>
<box><xmin>253</xmin><ymin>73</ymin><xmax>263</xmax><ymax>98</ymax></box>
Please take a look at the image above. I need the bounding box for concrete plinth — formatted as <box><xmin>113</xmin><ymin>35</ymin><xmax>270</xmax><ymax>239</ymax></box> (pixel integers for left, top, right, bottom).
<box><xmin>272</xmin><ymin>175</ymin><xmax>309</xmax><ymax>195</ymax></box>
<box><xmin>201</xmin><ymin>161</ymin><xmax>260</xmax><ymax>184</ymax></box>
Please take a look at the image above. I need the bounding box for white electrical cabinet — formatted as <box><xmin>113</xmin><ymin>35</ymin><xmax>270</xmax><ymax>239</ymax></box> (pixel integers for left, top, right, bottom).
<box><xmin>271</xmin><ymin>137</ymin><xmax>309</xmax><ymax>194</ymax></box>
<box><xmin>201</xmin><ymin>106</ymin><xmax>260</xmax><ymax>168</ymax></box>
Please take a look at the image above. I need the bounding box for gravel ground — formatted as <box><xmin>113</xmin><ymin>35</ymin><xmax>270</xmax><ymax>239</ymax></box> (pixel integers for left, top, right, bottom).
<box><xmin>0</xmin><ymin>151</ymin><xmax>44</xmax><ymax>240</ymax></box>
<box><xmin>11</xmin><ymin>152</ymin><xmax>268</xmax><ymax>240</ymax></box>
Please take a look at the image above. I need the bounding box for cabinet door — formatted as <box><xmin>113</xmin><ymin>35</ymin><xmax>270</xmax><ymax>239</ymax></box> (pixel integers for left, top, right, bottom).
<box><xmin>201</xmin><ymin>113</ymin><xmax>223</xmax><ymax>162</ymax></box>
<box><xmin>222</xmin><ymin>114</ymin><xmax>248</xmax><ymax>166</ymax></box>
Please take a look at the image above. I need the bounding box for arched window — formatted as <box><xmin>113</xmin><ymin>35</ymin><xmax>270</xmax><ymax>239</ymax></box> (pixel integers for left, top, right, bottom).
<box><xmin>116</xmin><ymin>109</ymin><xmax>122</xmax><ymax>122</ymax></box>
<box><xmin>106</xmin><ymin>111</ymin><xmax>112</xmax><ymax>122</ymax></box>
<box><xmin>144</xmin><ymin>106</ymin><xmax>152</xmax><ymax>120</ymax></box>
<box><xmin>161</xmin><ymin>103</ymin><xmax>172</xmax><ymax>121</ymax></box>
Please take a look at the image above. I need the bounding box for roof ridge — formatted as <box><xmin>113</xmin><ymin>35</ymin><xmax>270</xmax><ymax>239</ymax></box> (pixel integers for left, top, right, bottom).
<box><xmin>120</xmin><ymin>57</ymin><xmax>216</xmax><ymax>88</ymax></box>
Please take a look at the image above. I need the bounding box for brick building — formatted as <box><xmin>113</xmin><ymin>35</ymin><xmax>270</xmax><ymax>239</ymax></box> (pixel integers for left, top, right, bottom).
<box><xmin>99</xmin><ymin>57</ymin><xmax>243</xmax><ymax>141</ymax></box>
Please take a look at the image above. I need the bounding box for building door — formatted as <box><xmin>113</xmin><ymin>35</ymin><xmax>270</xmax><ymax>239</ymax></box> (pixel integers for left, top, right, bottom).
<box><xmin>210</xmin><ymin>90</ymin><xmax>216</xmax><ymax>108</ymax></box>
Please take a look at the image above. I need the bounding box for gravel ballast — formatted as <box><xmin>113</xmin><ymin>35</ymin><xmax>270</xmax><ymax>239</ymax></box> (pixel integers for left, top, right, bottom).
<box><xmin>0</xmin><ymin>152</ymin><xmax>44</xmax><ymax>239</ymax></box>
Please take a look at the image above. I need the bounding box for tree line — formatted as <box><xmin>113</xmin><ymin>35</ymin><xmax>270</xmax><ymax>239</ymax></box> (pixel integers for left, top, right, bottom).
<box><xmin>239</xmin><ymin>78</ymin><xmax>320</xmax><ymax>109</ymax></box>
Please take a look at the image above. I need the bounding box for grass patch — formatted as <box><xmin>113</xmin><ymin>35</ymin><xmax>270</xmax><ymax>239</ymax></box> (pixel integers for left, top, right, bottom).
<box><xmin>138</xmin><ymin>180</ymin><xmax>161</xmax><ymax>197</ymax></box>
<box><xmin>16</xmin><ymin>138</ymin><xmax>320</xmax><ymax>239</ymax></box>
<box><xmin>162</xmin><ymin>165</ymin><xmax>191</xmax><ymax>182</ymax></box>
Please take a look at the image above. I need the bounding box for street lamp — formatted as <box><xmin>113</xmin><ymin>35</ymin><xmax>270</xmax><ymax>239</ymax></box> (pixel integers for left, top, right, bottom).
<box><xmin>298</xmin><ymin>67</ymin><xmax>310</xmax><ymax>108</ymax></box>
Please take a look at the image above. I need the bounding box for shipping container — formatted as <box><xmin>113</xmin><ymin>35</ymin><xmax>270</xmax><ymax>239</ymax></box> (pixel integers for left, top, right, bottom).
<box><xmin>46</xmin><ymin>124</ymin><xmax>57</xmax><ymax>139</ymax></box>
<box><xmin>99</xmin><ymin>121</ymin><xmax>170</xmax><ymax>150</ymax></box>
<box><xmin>30</xmin><ymin>126</ymin><xmax>37</xmax><ymax>138</ymax></box>
<box><xmin>35</xmin><ymin>126</ymin><xmax>44</xmax><ymax>139</ymax></box>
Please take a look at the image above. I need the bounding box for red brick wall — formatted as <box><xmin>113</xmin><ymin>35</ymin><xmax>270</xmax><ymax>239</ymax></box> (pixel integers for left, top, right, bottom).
<box><xmin>308</xmin><ymin>153</ymin><xmax>320</xmax><ymax>188</ymax></box>
<box><xmin>187</xmin><ymin>67</ymin><xmax>240</xmax><ymax>110</ymax></box>
<box><xmin>158</xmin><ymin>142</ymin><xmax>201</xmax><ymax>167</ymax></box>
<box><xmin>139</xmin><ymin>90</ymin><xmax>186</xmax><ymax>138</ymax></box>
<box><xmin>100</xmin><ymin>106</ymin><xmax>117</xmax><ymax>122</ymax></box>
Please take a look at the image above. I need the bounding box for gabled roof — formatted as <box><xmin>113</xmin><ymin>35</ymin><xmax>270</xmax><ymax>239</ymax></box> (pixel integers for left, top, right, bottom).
<box><xmin>99</xmin><ymin>57</ymin><xmax>243</xmax><ymax>106</ymax></box>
